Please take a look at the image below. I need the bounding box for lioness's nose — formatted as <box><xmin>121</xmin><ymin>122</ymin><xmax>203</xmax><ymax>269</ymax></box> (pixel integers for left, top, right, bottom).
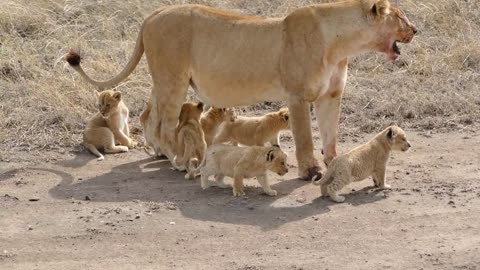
<box><xmin>412</xmin><ymin>26</ymin><xmax>418</xmax><ymax>35</ymax></box>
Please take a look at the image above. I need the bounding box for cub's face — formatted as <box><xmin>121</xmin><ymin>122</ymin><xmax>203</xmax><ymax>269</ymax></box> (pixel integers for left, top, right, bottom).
<box><xmin>95</xmin><ymin>90</ymin><xmax>121</xmax><ymax>118</ymax></box>
<box><xmin>387</xmin><ymin>126</ymin><xmax>411</xmax><ymax>152</ymax></box>
<box><xmin>223</xmin><ymin>108</ymin><xmax>236</xmax><ymax>122</ymax></box>
<box><xmin>266</xmin><ymin>147</ymin><xmax>289</xmax><ymax>176</ymax></box>
<box><xmin>179</xmin><ymin>102</ymin><xmax>204</xmax><ymax>125</ymax></box>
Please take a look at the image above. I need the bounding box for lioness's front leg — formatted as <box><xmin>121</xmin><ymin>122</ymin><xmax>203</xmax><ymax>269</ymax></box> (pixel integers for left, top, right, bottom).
<box><xmin>314</xmin><ymin>60</ymin><xmax>347</xmax><ymax>166</ymax></box>
<box><xmin>287</xmin><ymin>96</ymin><xmax>321</xmax><ymax>180</ymax></box>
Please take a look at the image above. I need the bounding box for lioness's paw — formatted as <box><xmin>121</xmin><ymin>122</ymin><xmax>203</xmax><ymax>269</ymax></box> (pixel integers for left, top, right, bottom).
<box><xmin>380</xmin><ymin>184</ymin><xmax>392</xmax><ymax>189</ymax></box>
<box><xmin>118</xmin><ymin>146</ymin><xmax>129</xmax><ymax>152</ymax></box>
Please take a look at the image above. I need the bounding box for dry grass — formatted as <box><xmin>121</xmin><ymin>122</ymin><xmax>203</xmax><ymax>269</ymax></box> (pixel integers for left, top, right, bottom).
<box><xmin>1</xmin><ymin>0</ymin><xmax>479</xmax><ymax>161</ymax></box>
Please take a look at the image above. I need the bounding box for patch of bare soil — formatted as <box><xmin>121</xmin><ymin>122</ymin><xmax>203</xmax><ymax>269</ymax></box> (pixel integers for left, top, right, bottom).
<box><xmin>1</xmin><ymin>129</ymin><xmax>479</xmax><ymax>270</ymax></box>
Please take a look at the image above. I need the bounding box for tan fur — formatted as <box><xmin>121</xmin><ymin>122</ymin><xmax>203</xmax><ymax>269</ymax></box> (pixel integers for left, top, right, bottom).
<box><xmin>213</xmin><ymin>108</ymin><xmax>289</xmax><ymax>147</ymax></box>
<box><xmin>199</xmin><ymin>145</ymin><xmax>288</xmax><ymax>196</ymax></box>
<box><xmin>66</xmin><ymin>1</ymin><xmax>417</xmax><ymax>179</ymax></box>
<box><xmin>83</xmin><ymin>90</ymin><xmax>136</xmax><ymax>161</ymax></box>
<box><xmin>172</xmin><ymin>102</ymin><xmax>207</xmax><ymax>180</ymax></box>
<box><xmin>313</xmin><ymin>125</ymin><xmax>411</xmax><ymax>203</ymax></box>
<box><xmin>200</xmin><ymin>107</ymin><xmax>235</xmax><ymax>146</ymax></box>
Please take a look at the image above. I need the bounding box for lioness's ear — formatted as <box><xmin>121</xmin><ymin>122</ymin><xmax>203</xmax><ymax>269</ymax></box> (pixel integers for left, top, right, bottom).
<box><xmin>112</xmin><ymin>92</ymin><xmax>122</xmax><ymax>101</ymax></box>
<box><xmin>197</xmin><ymin>102</ymin><xmax>204</xmax><ymax>111</ymax></box>
<box><xmin>373</xmin><ymin>0</ymin><xmax>390</xmax><ymax>16</ymax></box>
<box><xmin>266</xmin><ymin>149</ymin><xmax>275</xmax><ymax>162</ymax></box>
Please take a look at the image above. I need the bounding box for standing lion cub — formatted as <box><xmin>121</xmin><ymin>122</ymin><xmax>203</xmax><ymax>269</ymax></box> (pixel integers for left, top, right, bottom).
<box><xmin>172</xmin><ymin>101</ymin><xmax>207</xmax><ymax>179</ymax></box>
<box><xmin>83</xmin><ymin>90</ymin><xmax>136</xmax><ymax>161</ymax></box>
<box><xmin>213</xmin><ymin>108</ymin><xmax>289</xmax><ymax>147</ymax></box>
<box><xmin>313</xmin><ymin>125</ymin><xmax>411</xmax><ymax>203</ymax></box>
<box><xmin>200</xmin><ymin>107</ymin><xmax>236</xmax><ymax>146</ymax></box>
<box><xmin>198</xmin><ymin>145</ymin><xmax>289</xmax><ymax>197</ymax></box>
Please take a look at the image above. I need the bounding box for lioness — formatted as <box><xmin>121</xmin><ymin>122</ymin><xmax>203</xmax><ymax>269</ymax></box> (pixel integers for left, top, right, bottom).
<box><xmin>313</xmin><ymin>125</ymin><xmax>411</xmax><ymax>203</ymax></box>
<box><xmin>198</xmin><ymin>144</ymin><xmax>288</xmax><ymax>197</ymax></box>
<box><xmin>172</xmin><ymin>101</ymin><xmax>207</xmax><ymax>179</ymax></box>
<box><xmin>83</xmin><ymin>90</ymin><xmax>136</xmax><ymax>160</ymax></box>
<box><xmin>213</xmin><ymin>108</ymin><xmax>289</xmax><ymax>147</ymax></box>
<box><xmin>200</xmin><ymin>107</ymin><xmax>235</xmax><ymax>146</ymax></box>
<box><xmin>66</xmin><ymin>0</ymin><xmax>416</xmax><ymax>180</ymax></box>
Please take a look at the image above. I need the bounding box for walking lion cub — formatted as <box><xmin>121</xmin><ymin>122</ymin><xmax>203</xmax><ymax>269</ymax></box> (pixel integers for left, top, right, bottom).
<box><xmin>198</xmin><ymin>145</ymin><xmax>289</xmax><ymax>197</ymax></box>
<box><xmin>313</xmin><ymin>125</ymin><xmax>411</xmax><ymax>203</ymax></box>
<box><xmin>213</xmin><ymin>108</ymin><xmax>289</xmax><ymax>147</ymax></box>
<box><xmin>83</xmin><ymin>90</ymin><xmax>136</xmax><ymax>161</ymax></box>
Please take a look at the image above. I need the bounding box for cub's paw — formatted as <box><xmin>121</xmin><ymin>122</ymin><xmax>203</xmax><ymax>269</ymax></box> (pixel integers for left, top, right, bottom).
<box><xmin>233</xmin><ymin>189</ymin><xmax>245</xmax><ymax>197</ymax></box>
<box><xmin>331</xmin><ymin>195</ymin><xmax>345</xmax><ymax>203</ymax></box>
<box><xmin>264</xmin><ymin>189</ymin><xmax>277</xmax><ymax>196</ymax></box>
<box><xmin>118</xmin><ymin>146</ymin><xmax>129</xmax><ymax>152</ymax></box>
<box><xmin>128</xmin><ymin>140</ymin><xmax>138</xmax><ymax>149</ymax></box>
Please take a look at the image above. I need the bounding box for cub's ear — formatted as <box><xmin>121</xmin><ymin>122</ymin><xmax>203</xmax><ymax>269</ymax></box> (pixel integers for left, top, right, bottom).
<box><xmin>372</xmin><ymin>0</ymin><xmax>390</xmax><ymax>16</ymax></box>
<box><xmin>197</xmin><ymin>102</ymin><xmax>204</xmax><ymax>111</ymax></box>
<box><xmin>386</xmin><ymin>127</ymin><xmax>395</xmax><ymax>139</ymax></box>
<box><xmin>112</xmin><ymin>91</ymin><xmax>122</xmax><ymax>101</ymax></box>
<box><xmin>283</xmin><ymin>113</ymin><xmax>289</xmax><ymax>121</ymax></box>
<box><xmin>266</xmin><ymin>149</ymin><xmax>275</xmax><ymax>162</ymax></box>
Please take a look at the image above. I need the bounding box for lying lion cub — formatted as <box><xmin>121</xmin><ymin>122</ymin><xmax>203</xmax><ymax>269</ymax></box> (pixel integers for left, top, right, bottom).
<box><xmin>213</xmin><ymin>108</ymin><xmax>289</xmax><ymax>147</ymax></box>
<box><xmin>198</xmin><ymin>144</ymin><xmax>288</xmax><ymax>197</ymax></box>
<box><xmin>83</xmin><ymin>90</ymin><xmax>136</xmax><ymax>161</ymax></box>
<box><xmin>172</xmin><ymin>101</ymin><xmax>207</xmax><ymax>179</ymax></box>
<box><xmin>313</xmin><ymin>125</ymin><xmax>411</xmax><ymax>203</ymax></box>
<box><xmin>200</xmin><ymin>107</ymin><xmax>235</xmax><ymax>146</ymax></box>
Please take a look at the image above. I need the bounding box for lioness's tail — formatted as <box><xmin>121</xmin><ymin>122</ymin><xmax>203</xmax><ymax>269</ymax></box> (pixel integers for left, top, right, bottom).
<box><xmin>66</xmin><ymin>23</ymin><xmax>144</xmax><ymax>90</ymax></box>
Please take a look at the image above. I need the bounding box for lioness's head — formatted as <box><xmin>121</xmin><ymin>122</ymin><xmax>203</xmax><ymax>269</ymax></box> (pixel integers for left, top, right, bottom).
<box><xmin>384</xmin><ymin>125</ymin><xmax>411</xmax><ymax>152</ymax></box>
<box><xmin>95</xmin><ymin>90</ymin><xmax>122</xmax><ymax>117</ymax></box>
<box><xmin>363</xmin><ymin>0</ymin><xmax>417</xmax><ymax>60</ymax></box>
<box><xmin>265</xmin><ymin>146</ymin><xmax>289</xmax><ymax>176</ymax></box>
<box><xmin>178</xmin><ymin>101</ymin><xmax>204</xmax><ymax>126</ymax></box>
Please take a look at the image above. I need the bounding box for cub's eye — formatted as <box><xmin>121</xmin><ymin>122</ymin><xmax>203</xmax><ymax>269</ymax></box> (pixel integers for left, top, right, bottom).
<box><xmin>106</xmin><ymin>104</ymin><xmax>110</xmax><ymax>108</ymax></box>
<box><xmin>402</xmin><ymin>138</ymin><xmax>406</xmax><ymax>141</ymax></box>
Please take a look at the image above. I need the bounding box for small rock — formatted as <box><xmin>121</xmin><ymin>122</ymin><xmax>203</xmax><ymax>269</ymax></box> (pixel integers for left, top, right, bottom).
<box><xmin>84</xmin><ymin>196</ymin><xmax>91</xmax><ymax>201</ymax></box>
<box><xmin>28</xmin><ymin>198</ymin><xmax>40</xmax><ymax>202</ymax></box>
<box><xmin>28</xmin><ymin>225</ymin><xmax>33</xmax><ymax>231</ymax></box>
<box><xmin>296</xmin><ymin>197</ymin><xmax>306</xmax><ymax>203</ymax></box>
<box><xmin>169</xmin><ymin>221</ymin><xmax>176</xmax><ymax>225</ymax></box>
<box><xmin>135</xmin><ymin>215</ymin><xmax>141</xmax><ymax>219</ymax></box>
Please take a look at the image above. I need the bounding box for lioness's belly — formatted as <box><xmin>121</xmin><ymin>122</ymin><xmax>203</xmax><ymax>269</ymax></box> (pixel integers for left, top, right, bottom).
<box><xmin>189</xmin><ymin>11</ymin><xmax>286</xmax><ymax>107</ymax></box>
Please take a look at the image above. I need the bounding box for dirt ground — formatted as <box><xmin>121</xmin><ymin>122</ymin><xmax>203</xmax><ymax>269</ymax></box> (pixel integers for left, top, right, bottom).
<box><xmin>1</xmin><ymin>128</ymin><xmax>479</xmax><ymax>270</ymax></box>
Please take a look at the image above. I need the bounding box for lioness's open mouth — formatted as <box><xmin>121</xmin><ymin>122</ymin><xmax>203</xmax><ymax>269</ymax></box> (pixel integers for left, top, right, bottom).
<box><xmin>387</xmin><ymin>40</ymin><xmax>401</xmax><ymax>61</ymax></box>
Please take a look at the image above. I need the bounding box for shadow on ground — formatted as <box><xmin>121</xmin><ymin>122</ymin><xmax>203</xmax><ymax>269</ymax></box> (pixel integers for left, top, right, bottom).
<box><xmin>44</xmin><ymin>156</ymin><xmax>385</xmax><ymax>230</ymax></box>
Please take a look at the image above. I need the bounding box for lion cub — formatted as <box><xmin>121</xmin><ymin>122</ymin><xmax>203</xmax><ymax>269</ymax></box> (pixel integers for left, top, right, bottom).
<box><xmin>213</xmin><ymin>108</ymin><xmax>289</xmax><ymax>147</ymax></box>
<box><xmin>313</xmin><ymin>125</ymin><xmax>411</xmax><ymax>203</ymax></box>
<box><xmin>200</xmin><ymin>107</ymin><xmax>236</xmax><ymax>146</ymax></box>
<box><xmin>198</xmin><ymin>145</ymin><xmax>288</xmax><ymax>197</ymax></box>
<box><xmin>83</xmin><ymin>90</ymin><xmax>136</xmax><ymax>161</ymax></box>
<box><xmin>172</xmin><ymin>101</ymin><xmax>207</xmax><ymax>179</ymax></box>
